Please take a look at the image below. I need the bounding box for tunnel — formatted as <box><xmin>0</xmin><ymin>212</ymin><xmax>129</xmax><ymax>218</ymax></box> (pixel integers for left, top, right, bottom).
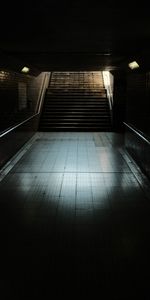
<box><xmin>0</xmin><ymin>1</ymin><xmax>150</xmax><ymax>299</ymax></box>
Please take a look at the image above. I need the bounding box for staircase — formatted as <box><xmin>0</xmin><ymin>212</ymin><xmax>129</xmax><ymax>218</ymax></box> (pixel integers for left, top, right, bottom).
<box><xmin>39</xmin><ymin>71</ymin><xmax>112</xmax><ymax>131</ymax></box>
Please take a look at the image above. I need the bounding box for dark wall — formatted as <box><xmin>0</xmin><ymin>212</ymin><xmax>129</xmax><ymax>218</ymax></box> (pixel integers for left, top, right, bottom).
<box><xmin>112</xmin><ymin>71</ymin><xmax>127</xmax><ymax>132</ymax></box>
<box><xmin>125</xmin><ymin>70</ymin><xmax>150</xmax><ymax>178</ymax></box>
<box><xmin>0</xmin><ymin>71</ymin><xmax>47</xmax><ymax>169</ymax></box>
<box><xmin>0</xmin><ymin>115</ymin><xmax>40</xmax><ymax>169</ymax></box>
<box><xmin>0</xmin><ymin>70</ymin><xmax>44</xmax><ymax>132</ymax></box>
<box><xmin>126</xmin><ymin>71</ymin><xmax>150</xmax><ymax>136</ymax></box>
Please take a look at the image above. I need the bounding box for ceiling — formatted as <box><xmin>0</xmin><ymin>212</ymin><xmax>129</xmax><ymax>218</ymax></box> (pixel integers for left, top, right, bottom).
<box><xmin>1</xmin><ymin>0</ymin><xmax>150</xmax><ymax>73</ymax></box>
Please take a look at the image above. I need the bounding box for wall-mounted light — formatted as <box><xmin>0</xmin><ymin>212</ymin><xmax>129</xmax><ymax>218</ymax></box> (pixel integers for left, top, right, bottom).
<box><xmin>128</xmin><ymin>61</ymin><xmax>139</xmax><ymax>70</ymax></box>
<box><xmin>21</xmin><ymin>66</ymin><xmax>30</xmax><ymax>73</ymax></box>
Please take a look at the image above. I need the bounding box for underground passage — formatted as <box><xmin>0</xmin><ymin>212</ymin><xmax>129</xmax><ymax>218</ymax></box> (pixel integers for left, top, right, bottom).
<box><xmin>1</xmin><ymin>2</ymin><xmax>150</xmax><ymax>299</ymax></box>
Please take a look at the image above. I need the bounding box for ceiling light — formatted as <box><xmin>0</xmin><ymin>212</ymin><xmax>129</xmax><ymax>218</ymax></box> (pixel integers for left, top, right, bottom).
<box><xmin>21</xmin><ymin>66</ymin><xmax>30</xmax><ymax>73</ymax></box>
<box><xmin>128</xmin><ymin>61</ymin><xmax>139</xmax><ymax>70</ymax></box>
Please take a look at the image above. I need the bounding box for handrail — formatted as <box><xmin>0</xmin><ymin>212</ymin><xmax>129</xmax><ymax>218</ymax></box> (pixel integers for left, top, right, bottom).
<box><xmin>0</xmin><ymin>72</ymin><xmax>50</xmax><ymax>139</ymax></box>
<box><xmin>123</xmin><ymin>122</ymin><xmax>150</xmax><ymax>146</ymax></box>
<box><xmin>0</xmin><ymin>113</ymin><xmax>39</xmax><ymax>138</ymax></box>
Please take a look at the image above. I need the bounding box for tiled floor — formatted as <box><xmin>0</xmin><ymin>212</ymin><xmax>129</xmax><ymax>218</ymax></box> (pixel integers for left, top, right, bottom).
<box><xmin>1</xmin><ymin>132</ymin><xmax>150</xmax><ymax>298</ymax></box>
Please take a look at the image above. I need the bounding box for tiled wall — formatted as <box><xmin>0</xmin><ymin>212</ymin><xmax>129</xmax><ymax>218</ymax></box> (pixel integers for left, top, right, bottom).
<box><xmin>0</xmin><ymin>70</ymin><xmax>48</xmax><ymax>168</ymax></box>
<box><xmin>0</xmin><ymin>70</ymin><xmax>45</xmax><ymax>132</ymax></box>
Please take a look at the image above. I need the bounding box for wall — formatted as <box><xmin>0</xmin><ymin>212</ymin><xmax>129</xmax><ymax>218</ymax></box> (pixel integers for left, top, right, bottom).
<box><xmin>125</xmin><ymin>70</ymin><xmax>150</xmax><ymax>178</ymax></box>
<box><xmin>0</xmin><ymin>115</ymin><xmax>39</xmax><ymax>169</ymax></box>
<box><xmin>0</xmin><ymin>71</ymin><xmax>49</xmax><ymax>169</ymax></box>
<box><xmin>0</xmin><ymin>70</ymin><xmax>46</xmax><ymax>133</ymax></box>
<box><xmin>112</xmin><ymin>70</ymin><xmax>127</xmax><ymax>132</ymax></box>
<box><xmin>126</xmin><ymin>72</ymin><xmax>150</xmax><ymax>135</ymax></box>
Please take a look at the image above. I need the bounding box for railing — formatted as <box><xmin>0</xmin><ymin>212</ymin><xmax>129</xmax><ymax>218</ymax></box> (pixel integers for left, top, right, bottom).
<box><xmin>0</xmin><ymin>114</ymin><xmax>39</xmax><ymax>138</ymax></box>
<box><xmin>123</xmin><ymin>122</ymin><xmax>150</xmax><ymax>145</ymax></box>
<box><xmin>0</xmin><ymin>72</ymin><xmax>50</xmax><ymax>139</ymax></box>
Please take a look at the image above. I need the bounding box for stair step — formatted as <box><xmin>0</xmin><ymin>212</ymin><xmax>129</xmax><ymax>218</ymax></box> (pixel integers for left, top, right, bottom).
<box><xmin>46</xmin><ymin>94</ymin><xmax>107</xmax><ymax>97</ymax></box>
<box><xmin>44</xmin><ymin>106</ymin><xmax>109</xmax><ymax>109</ymax></box>
<box><xmin>40</xmin><ymin>119</ymin><xmax>110</xmax><ymax>123</ymax></box>
<box><xmin>42</xmin><ymin>109</ymin><xmax>110</xmax><ymax>112</ymax></box>
<box><xmin>49</xmin><ymin>85</ymin><xmax>105</xmax><ymax>87</ymax></box>
<box><xmin>45</xmin><ymin>98</ymin><xmax>108</xmax><ymax>101</ymax></box>
<box><xmin>44</xmin><ymin>102</ymin><xmax>109</xmax><ymax>105</ymax></box>
<box><xmin>47</xmin><ymin>94</ymin><xmax>106</xmax><ymax>97</ymax></box>
<box><xmin>41</xmin><ymin>116</ymin><xmax>110</xmax><ymax>120</ymax></box>
<box><xmin>45</xmin><ymin>102</ymin><xmax>108</xmax><ymax>105</ymax></box>
<box><xmin>47</xmin><ymin>91</ymin><xmax>106</xmax><ymax>94</ymax></box>
<box><xmin>42</xmin><ymin>112</ymin><xmax>110</xmax><ymax>116</ymax></box>
<box><xmin>44</xmin><ymin>104</ymin><xmax>109</xmax><ymax>107</ymax></box>
<box><xmin>40</xmin><ymin>123</ymin><xmax>111</xmax><ymax>127</ymax></box>
<box><xmin>40</xmin><ymin>125</ymin><xmax>111</xmax><ymax>129</ymax></box>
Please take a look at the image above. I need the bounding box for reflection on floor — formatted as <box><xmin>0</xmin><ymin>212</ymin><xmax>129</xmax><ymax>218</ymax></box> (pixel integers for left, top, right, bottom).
<box><xmin>1</xmin><ymin>132</ymin><xmax>150</xmax><ymax>298</ymax></box>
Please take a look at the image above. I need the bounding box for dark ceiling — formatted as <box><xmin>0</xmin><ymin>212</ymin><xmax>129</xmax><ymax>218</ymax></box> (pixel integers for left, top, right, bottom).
<box><xmin>1</xmin><ymin>0</ymin><xmax>150</xmax><ymax>73</ymax></box>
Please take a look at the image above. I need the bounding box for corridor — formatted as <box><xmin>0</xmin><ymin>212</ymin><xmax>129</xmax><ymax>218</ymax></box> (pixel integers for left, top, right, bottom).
<box><xmin>1</xmin><ymin>132</ymin><xmax>150</xmax><ymax>298</ymax></box>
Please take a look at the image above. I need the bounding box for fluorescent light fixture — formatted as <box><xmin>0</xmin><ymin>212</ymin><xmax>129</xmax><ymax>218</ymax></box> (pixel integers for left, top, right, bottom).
<box><xmin>128</xmin><ymin>61</ymin><xmax>139</xmax><ymax>70</ymax></box>
<box><xmin>21</xmin><ymin>66</ymin><xmax>30</xmax><ymax>73</ymax></box>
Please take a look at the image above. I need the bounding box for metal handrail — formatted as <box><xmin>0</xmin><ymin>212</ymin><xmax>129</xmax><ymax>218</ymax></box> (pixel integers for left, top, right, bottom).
<box><xmin>0</xmin><ymin>113</ymin><xmax>39</xmax><ymax>138</ymax></box>
<box><xmin>123</xmin><ymin>122</ymin><xmax>150</xmax><ymax>146</ymax></box>
<box><xmin>0</xmin><ymin>72</ymin><xmax>50</xmax><ymax>139</ymax></box>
